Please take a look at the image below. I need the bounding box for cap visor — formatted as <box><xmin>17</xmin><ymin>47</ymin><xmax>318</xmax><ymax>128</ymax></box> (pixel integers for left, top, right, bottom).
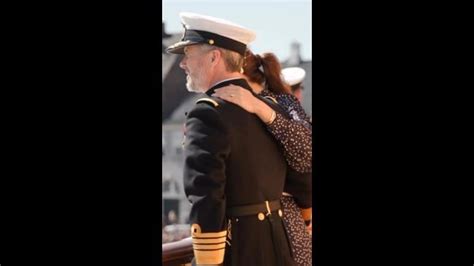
<box><xmin>165</xmin><ymin>40</ymin><xmax>199</xmax><ymax>54</ymax></box>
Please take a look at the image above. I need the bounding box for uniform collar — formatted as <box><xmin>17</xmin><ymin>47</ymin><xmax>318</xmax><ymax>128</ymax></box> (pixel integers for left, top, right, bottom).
<box><xmin>205</xmin><ymin>78</ymin><xmax>253</xmax><ymax>96</ymax></box>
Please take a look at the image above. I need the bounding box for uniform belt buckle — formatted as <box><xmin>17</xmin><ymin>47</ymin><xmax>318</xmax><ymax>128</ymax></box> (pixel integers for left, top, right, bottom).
<box><xmin>265</xmin><ymin>201</ymin><xmax>272</xmax><ymax>216</ymax></box>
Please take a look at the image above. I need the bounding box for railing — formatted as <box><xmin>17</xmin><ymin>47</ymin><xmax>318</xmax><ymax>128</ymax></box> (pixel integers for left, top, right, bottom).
<box><xmin>162</xmin><ymin>237</ymin><xmax>194</xmax><ymax>266</ymax></box>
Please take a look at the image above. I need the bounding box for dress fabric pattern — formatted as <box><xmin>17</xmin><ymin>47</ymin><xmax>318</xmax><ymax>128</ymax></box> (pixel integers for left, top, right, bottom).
<box><xmin>282</xmin><ymin>196</ymin><xmax>312</xmax><ymax>266</ymax></box>
<box><xmin>260</xmin><ymin>89</ymin><xmax>312</xmax><ymax>173</ymax></box>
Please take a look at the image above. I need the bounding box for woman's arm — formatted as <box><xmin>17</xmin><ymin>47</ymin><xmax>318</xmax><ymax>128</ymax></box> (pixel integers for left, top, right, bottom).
<box><xmin>213</xmin><ymin>85</ymin><xmax>312</xmax><ymax>173</ymax></box>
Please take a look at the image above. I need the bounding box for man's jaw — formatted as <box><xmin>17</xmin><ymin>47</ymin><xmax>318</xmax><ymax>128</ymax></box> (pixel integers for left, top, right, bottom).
<box><xmin>186</xmin><ymin>75</ymin><xmax>204</xmax><ymax>93</ymax></box>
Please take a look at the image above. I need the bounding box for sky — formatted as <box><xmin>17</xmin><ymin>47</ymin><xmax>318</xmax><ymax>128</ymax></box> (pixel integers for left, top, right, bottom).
<box><xmin>162</xmin><ymin>0</ymin><xmax>312</xmax><ymax>62</ymax></box>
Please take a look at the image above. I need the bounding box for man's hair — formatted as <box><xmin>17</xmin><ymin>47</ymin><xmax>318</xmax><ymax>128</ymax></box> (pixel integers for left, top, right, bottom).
<box><xmin>199</xmin><ymin>44</ymin><xmax>244</xmax><ymax>72</ymax></box>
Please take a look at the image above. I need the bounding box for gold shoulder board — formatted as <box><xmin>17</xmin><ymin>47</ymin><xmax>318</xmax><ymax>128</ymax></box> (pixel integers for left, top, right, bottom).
<box><xmin>196</xmin><ymin>98</ymin><xmax>219</xmax><ymax>107</ymax></box>
<box><xmin>264</xmin><ymin>96</ymin><xmax>278</xmax><ymax>104</ymax></box>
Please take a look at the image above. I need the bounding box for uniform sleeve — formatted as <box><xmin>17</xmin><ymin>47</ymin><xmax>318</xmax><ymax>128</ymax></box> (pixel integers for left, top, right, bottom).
<box><xmin>183</xmin><ymin>103</ymin><xmax>231</xmax><ymax>265</ymax></box>
<box><xmin>284</xmin><ymin>168</ymin><xmax>312</xmax><ymax>209</ymax></box>
<box><xmin>266</xmin><ymin>111</ymin><xmax>312</xmax><ymax>173</ymax></box>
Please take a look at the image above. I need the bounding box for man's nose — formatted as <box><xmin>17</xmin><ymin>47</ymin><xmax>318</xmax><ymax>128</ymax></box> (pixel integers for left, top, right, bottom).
<box><xmin>179</xmin><ymin>57</ymin><xmax>186</xmax><ymax>69</ymax></box>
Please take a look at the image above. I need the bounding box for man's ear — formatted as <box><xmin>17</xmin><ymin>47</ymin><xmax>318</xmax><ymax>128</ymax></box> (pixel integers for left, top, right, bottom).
<box><xmin>210</xmin><ymin>49</ymin><xmax>220</xmax><ymax>63</ymax></box>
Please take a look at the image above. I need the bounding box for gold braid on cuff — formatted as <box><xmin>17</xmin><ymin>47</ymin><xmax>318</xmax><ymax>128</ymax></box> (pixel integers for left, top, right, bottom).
<box><xmin>191</xmin><ymin>224</ymin><xmax>227</xmax><ymax>265</ymax></box>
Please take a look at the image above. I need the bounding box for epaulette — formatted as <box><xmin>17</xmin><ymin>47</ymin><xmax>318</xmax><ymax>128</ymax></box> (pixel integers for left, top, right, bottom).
<box><xmin>264</xmin><ymin>96</ymin><xmax>278</xmax><ymax>104</ymax></box>
<box><xmin>196</xmin><ymin>98</ymin><xmax>219</xmax><ymax>107</ymax></box>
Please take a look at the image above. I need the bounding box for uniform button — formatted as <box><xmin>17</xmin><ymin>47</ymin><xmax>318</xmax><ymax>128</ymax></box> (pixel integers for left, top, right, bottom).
<box><xmin>258</xmin><ymin>213</ymin><xmax>265</xmax><ymax>221</ymax></box>
<box><xmin>278</xmin><ymin>209</ymin><xmax>283</xmax><ymax>217</ymax></box>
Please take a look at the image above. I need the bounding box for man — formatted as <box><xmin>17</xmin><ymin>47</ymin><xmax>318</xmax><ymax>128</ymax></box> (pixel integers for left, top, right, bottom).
<box><xmin>282</xmin><ymin>67</ymin><xmax>306</xmax><ymax>102</ymax></box>
<box><xmin>166</xmin><ymin>12</ymin><xmax>296</xmax><ymax>266</ymax></box>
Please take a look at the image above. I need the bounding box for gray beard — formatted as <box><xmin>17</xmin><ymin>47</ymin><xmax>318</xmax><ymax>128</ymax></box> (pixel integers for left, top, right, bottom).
<box><xmin>185</xmin><ymin>75</ymin><xmax>204</xmax><ymax>93</ymax></box>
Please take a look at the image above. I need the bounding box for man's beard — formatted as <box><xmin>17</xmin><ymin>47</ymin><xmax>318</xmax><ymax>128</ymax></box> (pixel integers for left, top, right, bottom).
<box><xmin>185</xmin><ymin>69</ymin><xmax>209</xmax><ymax>93</ymax></box>
<box><xmin>185</xmin><ymin>75</ymin><xmax>201</xmax><ymax>93</ymax></box>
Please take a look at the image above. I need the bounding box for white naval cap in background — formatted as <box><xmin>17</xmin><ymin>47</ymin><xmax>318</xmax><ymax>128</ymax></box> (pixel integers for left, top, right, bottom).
<box><xmin>282</xmin><ymin>67</ymin><xmax>306</xmax><ymax>87</ymax></box>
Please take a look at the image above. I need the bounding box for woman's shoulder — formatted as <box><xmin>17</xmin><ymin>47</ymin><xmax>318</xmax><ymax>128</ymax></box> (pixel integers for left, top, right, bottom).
<box><xmin>260</xmin><ymin>89</ymin><xmax>297</xmax><ymax>105</ymax></box>
<box><xmin>275</xmin><ymin>93</ymin><xmax>299</xmax><ymax>104</ymax></box>
<box><xmin>259</xmin><ymin>88</ymin><xmax>275</xmax><ymax>97</ymax></box>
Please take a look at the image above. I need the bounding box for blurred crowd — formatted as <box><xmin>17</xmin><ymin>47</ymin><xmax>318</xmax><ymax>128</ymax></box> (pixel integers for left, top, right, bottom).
<box><xmin>162</xmin><ymin>210</ymin><xmax>191</xmax><ymax>243</ymax></box>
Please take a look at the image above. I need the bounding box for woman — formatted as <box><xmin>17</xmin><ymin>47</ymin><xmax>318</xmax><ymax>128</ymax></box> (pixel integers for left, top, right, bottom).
<box><xmin>212</xmin><ymin>49</ymin><xmax>313</xmax><ymax>266</ymax></box>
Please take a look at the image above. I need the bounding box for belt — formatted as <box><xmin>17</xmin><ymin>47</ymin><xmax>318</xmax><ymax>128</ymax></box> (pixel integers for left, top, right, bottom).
<box><xmin>227</xmin><ymin>200</ymin><xmax>281</xmax><ymax>218</ymax></box>
<box><xmin>227</xmin><ymin>199</ymin><xmax>285</xmax><ymax>266</ymax></box>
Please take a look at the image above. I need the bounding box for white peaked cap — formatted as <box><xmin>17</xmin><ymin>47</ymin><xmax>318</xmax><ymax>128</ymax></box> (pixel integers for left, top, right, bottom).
<box><xmin>166</xmin><ymin>12</ymin><xmax>256</xmax><ymax>56</ymax></box>
<box><xmin>282</xmin><ymin>67</ymin><xmax>306</xmax><ymax>86</ymax></box>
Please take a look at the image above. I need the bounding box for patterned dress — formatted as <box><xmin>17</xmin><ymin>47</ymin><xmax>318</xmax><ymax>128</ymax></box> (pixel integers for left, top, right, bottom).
<box><xmin>260</xmin><ymin>90</ymin><xmax>312</xmax><ymax>173</ymax></box>
<box><xmin>260</xmin><ymin>89</ymin><xmax>313</xmax><ymax>266</ymax></box>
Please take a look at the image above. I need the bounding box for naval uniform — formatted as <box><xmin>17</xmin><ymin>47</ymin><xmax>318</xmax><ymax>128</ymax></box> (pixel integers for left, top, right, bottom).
<box><xmin>165</xmin><ymin>11</ymin><xmax>310</xmax><ymax>266</ymax></box>
<box><xmin>183</xmin><ymin>78</ymin><xmax>299</xmax><ymax>266</ymax></box>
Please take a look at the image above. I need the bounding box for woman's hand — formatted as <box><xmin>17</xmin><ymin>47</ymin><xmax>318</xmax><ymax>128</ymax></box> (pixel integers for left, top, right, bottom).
<box><xmin>301</xmin><ymin>207</ymin><xmax>312</xmax><ymax>235</ymax></box>
<box><xmin>212</xmin><ymin>85</ymin><xmax>261</xmax><ymax>114</ymax></box>
<box><xmin>212</xmin><ymin>85</ymin><xmax>274</xmax><ymax>124</ymax></box>
<box><xmin>306</xmin><ymin>220</ymin><xmax>312</xmax><ymax>236</ymax></box>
